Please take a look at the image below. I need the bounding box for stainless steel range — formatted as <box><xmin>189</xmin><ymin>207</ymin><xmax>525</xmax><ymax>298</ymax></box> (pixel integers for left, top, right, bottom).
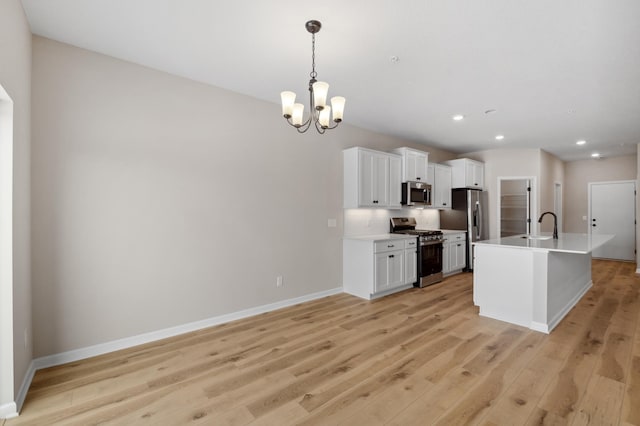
<box><xmin>390</xmin><ymin>217</ymin><xmax>444</xmax><ymax>287</ymax></box>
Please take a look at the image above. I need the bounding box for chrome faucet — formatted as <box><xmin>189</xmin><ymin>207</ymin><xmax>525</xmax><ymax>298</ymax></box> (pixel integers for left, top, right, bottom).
<box><xmin>538</xmin><ymin>211</ymin><xmax>558</xmax><ymax>239</ymax></box>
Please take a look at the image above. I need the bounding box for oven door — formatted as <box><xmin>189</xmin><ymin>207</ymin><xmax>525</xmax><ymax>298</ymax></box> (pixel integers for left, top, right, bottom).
<box><xmin>419</xmin><ymin>240</ymin><xmax>443</xmax><ymax>287</ymax></box>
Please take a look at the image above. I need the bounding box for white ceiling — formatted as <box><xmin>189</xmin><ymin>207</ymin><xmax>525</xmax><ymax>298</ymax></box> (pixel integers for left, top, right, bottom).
<box><xmin>20</xmin><ymin>0</ymin><xmax>640</xmax><ymax>161</ymax></box>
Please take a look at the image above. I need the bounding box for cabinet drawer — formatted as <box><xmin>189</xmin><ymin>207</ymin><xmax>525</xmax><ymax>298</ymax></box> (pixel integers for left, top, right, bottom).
<box><xmin>374</xmin><ymin>240</ymin><xmax>404</xmax><ymax>253</ymax></box>
<box><xmin>451</xmin><ymin>233</ymin><xmax>466</xmax><ymax>242</ymax></box>
<box><xmin>404</xmin><ymin>238</ymin><xmax>418</xmax><ymax>249</ymax></box>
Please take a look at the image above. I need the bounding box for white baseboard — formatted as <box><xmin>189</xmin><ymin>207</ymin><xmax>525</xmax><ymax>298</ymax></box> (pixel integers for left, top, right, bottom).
<box><xmin>15</xmin><ymin>360</ymin><xmax>36</xmax><ymax>413</ymax></box>
<box><xmin>636</xmin><ymin>268</ymin><xmax>640</xmax><ymax>275</ymax></box>
<box><xmin>546</xmin><ymin>280</ymin><xmax>592</xmax><ymax>333</ymax></box>
<box><xmin>34</xmin><ymin>287</ymin><xmax>342</xmax><ymax>370</ymax></box>
<box><xmin>0</xmin><ymin>402</ymin><xmax>18</xmax><ymax>419</ymax></box>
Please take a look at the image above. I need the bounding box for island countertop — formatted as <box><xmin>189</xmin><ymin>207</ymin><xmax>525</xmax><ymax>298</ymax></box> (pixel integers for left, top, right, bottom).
<box><xmin>473</xmin><ymin>233</ymin><xmax>614</xmax><ymax>254</ymax></box>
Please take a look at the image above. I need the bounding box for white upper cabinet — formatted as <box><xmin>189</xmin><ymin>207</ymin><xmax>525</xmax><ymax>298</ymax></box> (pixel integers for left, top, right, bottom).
<box><xmin>344</xmin><ymin>147</ymin><xmax>402</xmax><ymax>208</ymax></box>
<box><xmin>434</xmin><ymin>164</ymin><xmax>452</xmax><ymax>208</ymax></box>
<box><xmin>444</xmin><ymin>158</ymin><xmax>484</xmax><ymax>189</ymax></box>
<box><xmin>392</xmin><ymin>147</ymin><xmax>429</xmax><ymax>183</ymax></box>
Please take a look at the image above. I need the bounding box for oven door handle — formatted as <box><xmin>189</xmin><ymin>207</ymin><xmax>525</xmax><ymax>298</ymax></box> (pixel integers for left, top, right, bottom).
<box><xmin>420</xmin><ymin>239</ymin><xmax>444</xmax><ymax>246</ymax></box>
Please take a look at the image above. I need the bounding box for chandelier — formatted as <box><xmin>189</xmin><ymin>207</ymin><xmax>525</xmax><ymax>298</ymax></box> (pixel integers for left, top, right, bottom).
<box><xmin>280</xmin><ymin>20</ymin><xmax>346</xmax><ymax>134</ymax></box>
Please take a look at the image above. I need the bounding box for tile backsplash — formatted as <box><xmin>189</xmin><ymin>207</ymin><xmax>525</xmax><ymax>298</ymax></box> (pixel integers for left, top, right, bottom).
<box><xmin>344</xmin><ymin>208</ymin><xmax>440</xmax><ymax>237</ymax></box>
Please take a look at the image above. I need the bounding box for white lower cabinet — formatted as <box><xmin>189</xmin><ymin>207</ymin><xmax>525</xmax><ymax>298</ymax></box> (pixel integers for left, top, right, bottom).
<box><xmin>343</xmin><ymin>236</ymin><xmax>417</xmax><ymax>300</ymax></box>
<box><xmin>443</xmin><ymin>232</ymin><xmax>466</xmax><ymax>275</ymax></box>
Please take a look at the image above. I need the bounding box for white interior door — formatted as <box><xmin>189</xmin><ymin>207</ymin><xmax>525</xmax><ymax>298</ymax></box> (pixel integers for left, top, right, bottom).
<box><xmin>590</xmin><ymin>181</ymin><xmax>636</xmax><ymax>260</ymax></box>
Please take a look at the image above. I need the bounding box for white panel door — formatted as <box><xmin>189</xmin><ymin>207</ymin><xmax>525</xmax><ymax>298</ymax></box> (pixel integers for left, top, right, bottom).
<box><xmin>590</xmin><ymin>181</ymin><xmax>636</xmax><ymax>260</ymax></box>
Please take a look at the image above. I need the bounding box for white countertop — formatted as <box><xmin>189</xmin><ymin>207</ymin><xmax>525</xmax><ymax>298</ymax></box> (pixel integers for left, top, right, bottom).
<box><xmin>473</xmin><ymin>233</ymin><xmax>614</xmax><ymax>254</ymax></box>
<box><xmin>343</xmin><ymin>234</ymin><xmax>417</xmax><ymax>242</ymax></box>
<box><xmin>439</xmin><ymin>229</ymin><xmax>466</xmax><ymax>234</ymax></box>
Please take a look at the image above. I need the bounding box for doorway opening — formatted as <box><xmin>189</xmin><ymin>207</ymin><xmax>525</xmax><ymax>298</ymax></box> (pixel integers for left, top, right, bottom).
<box><xmin>0</xmin><ymin>83</ymin><xmax>15</xmax><ymax>416</ymax></box>
<box><xmin>497</xmin><ymin>177</ymin><xmax>536</xmax><ymax>237</ymax></box>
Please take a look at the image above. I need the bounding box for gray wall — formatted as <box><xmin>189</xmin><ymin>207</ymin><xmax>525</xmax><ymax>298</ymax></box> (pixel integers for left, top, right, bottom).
<box><xmin>31</xmin><ymin>37</ymin><xmax>456</xmax><ymax>357</ymax></box>
<box><xmin>0</xmin><ymin>0</ymin><xmax>32</xmax><ymax>407</ymax></box>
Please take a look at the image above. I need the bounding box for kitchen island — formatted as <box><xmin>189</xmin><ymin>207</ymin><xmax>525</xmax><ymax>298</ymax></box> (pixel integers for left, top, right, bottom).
<box><xmin>472</xmin><ymin>233</ymin><xmax>614</xmax><ymax>333</ymax></box>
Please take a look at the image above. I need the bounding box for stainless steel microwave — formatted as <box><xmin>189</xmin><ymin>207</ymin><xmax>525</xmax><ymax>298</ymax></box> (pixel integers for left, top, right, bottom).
<box><xmin>402</xmin><ymin>181</ymin><xmax>432</xmax><ymax>206</ymax></box>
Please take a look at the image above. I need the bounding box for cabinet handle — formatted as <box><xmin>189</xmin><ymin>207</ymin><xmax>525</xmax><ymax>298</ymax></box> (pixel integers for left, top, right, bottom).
<box><xmin>443</xmin><ymin>203</ymin><xmax>447</xmax><ymax>206</ymax></box>
<box><xmin>387</xmin><ymin>244</ymin><xmax>395</xmax><ymax>248</ymax></box>
<box><xmin>416</xmin><ymin>177</ymin><xmax>421</xmax><ymax>180</ymax></box>
<box><xmin>389</xmin><ymin>254</ymin><xmax>395</xmax><ymax>258</ymax></box>
<box><xmin>457</xmin><ymin>244</ymin><xmax>462</xmax><ymax>246</ymax></box>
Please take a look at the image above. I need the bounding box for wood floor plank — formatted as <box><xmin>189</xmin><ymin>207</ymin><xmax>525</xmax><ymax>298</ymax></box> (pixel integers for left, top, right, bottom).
<box><xmin>7</xmin><ymin>259</ymin><xmax>640</xmax><ymax>426</ymax></box>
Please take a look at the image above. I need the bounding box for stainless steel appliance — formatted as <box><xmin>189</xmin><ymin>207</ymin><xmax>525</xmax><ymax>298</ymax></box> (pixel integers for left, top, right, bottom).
<box><xmin>390</xmin><ymin>217</ymin><xmax>444</xmax><ymax>287</ymax></box>
<box><xmin>439</xmin><ymin>188</ymin><xmax>489</xmax><ymax>271</ymax></box>
<box><xmin>401</xmin><ymin>181</ymin><xmax>432</xmax><ymax>207</ymax></box>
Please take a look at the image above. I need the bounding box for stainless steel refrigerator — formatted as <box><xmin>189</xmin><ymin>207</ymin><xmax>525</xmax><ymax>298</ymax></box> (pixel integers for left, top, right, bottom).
<box><xmin>439</xmin><ymin>188</ymin><xmax>489</xmax><ymax>271</ymax></box>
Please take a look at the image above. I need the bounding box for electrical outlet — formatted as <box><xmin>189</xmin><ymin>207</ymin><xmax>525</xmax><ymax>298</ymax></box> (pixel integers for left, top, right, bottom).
<box><xmin>276</xmin><ymin>276</ymin><xmax>283</xmax><ymax>287</ymax></box>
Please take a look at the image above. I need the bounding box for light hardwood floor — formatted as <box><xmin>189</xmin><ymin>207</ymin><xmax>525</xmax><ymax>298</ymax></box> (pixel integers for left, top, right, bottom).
<box><xmin>6</xmin><ymin>259</ymin><xmax>640</xmax><ymax>425</ymax></box>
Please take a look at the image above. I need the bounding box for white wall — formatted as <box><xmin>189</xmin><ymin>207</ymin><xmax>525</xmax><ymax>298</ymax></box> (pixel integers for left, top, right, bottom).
<box><xmin>0</xmin><ymin>0</ymin><xmax>32</xmax><ymax>415</ymax></box>
<box><xmin>31</xmin><ymin>37</ymin><xmax>456</xmax><ymax>357</ymax></box>
<box><xmin>564</xmin><ymin>154</ymin><xmax>637</xmax><ymax>233</ymax></box>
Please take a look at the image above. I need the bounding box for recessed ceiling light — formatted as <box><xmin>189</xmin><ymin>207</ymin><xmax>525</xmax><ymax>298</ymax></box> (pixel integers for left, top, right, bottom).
<box><xmin>576</xmin><ymin>140</ymin><xmax>586</xmax><ymax>145</ymax></box>
<box><xmin>495</xmin><ymin>135</ymin><xmax>505</xmax><ymax>141</ymax></box>
<box><xmin>591</xmin><ymin>152</ymin><xmax>600</xmax><ymax>158</ymax></box>
<box><xmin>452</xmin><ymin>114</ymin><xmax>464</xmax><ymax>121</ymax></box>
<box><xmin>390</xmin><ymin>56</ymin><xmax>399</xmax><ymax>63</ymax></box>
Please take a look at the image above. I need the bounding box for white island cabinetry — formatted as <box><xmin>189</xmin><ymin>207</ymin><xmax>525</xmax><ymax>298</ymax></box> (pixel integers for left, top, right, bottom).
<box><xmin>473</xmin><ymin>233</ymin><xmax>614</xmax><ymax>333</ymax></box>
<box><xmin>343</xmin><ymin>235</ymin><xmax>418</xmax><ymax>300</ymax></box>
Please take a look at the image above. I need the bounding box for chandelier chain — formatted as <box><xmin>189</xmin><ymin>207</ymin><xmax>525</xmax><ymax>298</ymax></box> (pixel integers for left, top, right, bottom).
<box><xmin>310</xmin><ymin>33</ymin><xmax>317</xmax><ymax>80</ymax></box>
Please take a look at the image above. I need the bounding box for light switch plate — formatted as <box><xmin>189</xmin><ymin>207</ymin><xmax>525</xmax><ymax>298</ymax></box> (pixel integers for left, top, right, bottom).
<box><xmin>328</xmin><ymin>218</ymin><xmax>337</xmax><ymax>228</ymax></box>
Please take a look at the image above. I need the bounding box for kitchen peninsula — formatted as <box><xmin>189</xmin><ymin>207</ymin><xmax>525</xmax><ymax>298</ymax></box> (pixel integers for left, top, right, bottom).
<box><xmin>472</xmin><ymin>233</ymin><xmax>614</xmax><ymax>333</ymax></box>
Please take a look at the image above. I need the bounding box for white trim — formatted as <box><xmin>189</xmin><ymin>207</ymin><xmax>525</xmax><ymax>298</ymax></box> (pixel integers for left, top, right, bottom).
<box><xmin>529</xmin><ymin>321</ymin><xmax>549</xmax><ymax>334</ymax></box>
<box><xmin>545</xmin><ymin>280</ymin><xmax>592</xmax><ymax>333</ymax></box>
<box><xmin>497</xmin><ymin>176</ymin><xmax>537</xmax><ymax>238</ymax></box>
<box><xmin>34</xmin><ymin>287</ymin><xmax>342</xmax><ymax>370</ymax></box>
<box><xmin>0</xmin><ymin>402</ymin><xmax>18</xmax><ymax>419</ymax></box>
<box><xmin>636</xmin><ymin>268</ymin><xmax>640</xmax><ymax>275</ymax></box>
<box><xmin>14</xmin><ymin>361</ymin><xmax>35</xmax><ymax>413</ymax></box>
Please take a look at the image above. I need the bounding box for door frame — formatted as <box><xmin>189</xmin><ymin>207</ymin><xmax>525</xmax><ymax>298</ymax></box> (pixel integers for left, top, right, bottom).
<box><xmin>497</xmin><ymin>176</ymin><xmax>538</xmax><ymax>237</ymax></box>
<box><xmin>588</xmin><ymin>180</ymin><xmax>636</xmax><ymax>259</ymax></box>
<box><xmin>0</xmin><ymin>83</ymin><xmax>15</xmax><ymax>417</ymax></box>
<box><xmin>554</xmin><ymin>181</ymin><xmax>563</xmax><ymax>233</ymax></box>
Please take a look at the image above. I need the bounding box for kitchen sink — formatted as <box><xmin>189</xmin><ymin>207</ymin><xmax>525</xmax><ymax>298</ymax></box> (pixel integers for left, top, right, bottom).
<box><xmin>520</xmin><ymin>235</ymin><xmax>553</xmax><ymax>240</ymax></box>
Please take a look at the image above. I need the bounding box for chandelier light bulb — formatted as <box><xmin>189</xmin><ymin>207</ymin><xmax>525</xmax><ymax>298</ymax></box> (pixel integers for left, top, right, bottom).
<box><xmin>319</xmin><ymin>106</ymin><xmax>331</xmax><ymax>128</ymax></box>
<box><xmin>331</xmin><ymin>96</ymin><xmax>345</xmax><ymax>122</ymax></box>
<box><xmin>280</xmin><ymin>91</ymin><xmax>296</xmax><ymax>118</ymax></box>
<box><xmin>312</xmin><ymin>81</ymin><xmax>329</xmax><ymax>110</ymax></box>
<box><xmin>292</xmin><ymin>103</ymin><xmax>304</xmax><ymax>126</ymax></box>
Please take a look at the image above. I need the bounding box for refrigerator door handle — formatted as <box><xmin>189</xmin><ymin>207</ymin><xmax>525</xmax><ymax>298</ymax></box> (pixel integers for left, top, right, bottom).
<box><xmin>475</xmin><ymin>201</ymin><xmax>482</xmax><ymax>240</ymax></box>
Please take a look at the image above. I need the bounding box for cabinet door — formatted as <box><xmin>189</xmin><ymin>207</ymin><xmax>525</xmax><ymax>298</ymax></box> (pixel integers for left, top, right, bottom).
<box><xmin>473</xmin><ymin>163</ymin><xmax>484</xmax><ymax>189</ymax></box>
<box><xmin>414</xmin><ymin>152</ymin><xmax>428</xmax><ymax>182</ymax></box>
<box><xmin>435</xmin><ymin>164</ymin><xmax>452</xmax><ymax>208</ymax></box>
<box><xmin>442</xmin><ymin>243</ymin><xmax>451</xmax><ymax>273</ymax></box>
<box><xmin>453</xmin><ymin>241</ymin><xmax>466</xmax><ymax>270</ymax></box>
<box><xmin>373</xmin><ymin>153</ymin><xmax>389</xmax><ymax>206</ymax></box>
<box><xmin>426</xmin><ymin>163</ymin><xmax>435</xmax><ymax>186</ymax></box>
<box><xmin>375</xmin><ymin>250</ymin><xmax>404</xmax><ymax>291</ymax></box>
<box><xmin>388</xmin><ymin>250</ymin><xmax>405</xmax><ymax>289</ymax></box>
<box><xmin>388</xmin><ymin>155</ymin><xmax>402</xmax><ymax>208</ymax></box>
<box><xmin>374</xmin><ymin>252</ymin><xmax>390</xmax><ymax>292</ymax></box>
<box><xmin>358</xmin><ymin>150</ymin><xmax>376</xmax><ymax>206</ymax></box>
<box><xmin>404</xmin><ymin>248</ymin><xmax>417</xmax><ymax>285</ymax></box>
<box><xmin>466</xmin><ymin>161</ymin><xmax>483</xmax><ymax>189</ymax></box>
